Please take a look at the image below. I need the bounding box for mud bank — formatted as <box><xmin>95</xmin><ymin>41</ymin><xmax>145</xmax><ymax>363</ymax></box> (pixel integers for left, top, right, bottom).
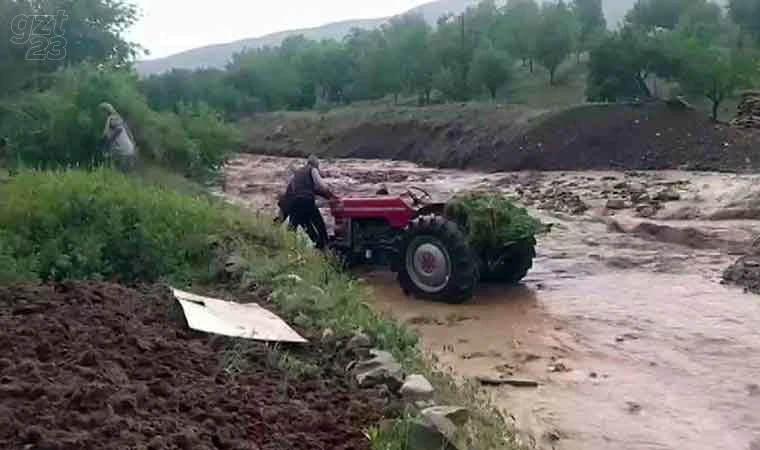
<box><xmin>225</xmin><ymin>153</ymin><xmax>760</xmax><ymax>450</ymax></box>
<box><xmin>0</xmin><ymin>281</ymin><xmax>386</xmax><ymax>450</ymax></box>
<box><xmin>244</xmin><ymin>102</ymin><xmax>760</xmax><ymax>173</ymax></box>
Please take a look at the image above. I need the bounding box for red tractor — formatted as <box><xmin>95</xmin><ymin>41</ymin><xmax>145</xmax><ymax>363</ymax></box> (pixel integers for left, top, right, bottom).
<box><xmin>327</xmin><ymin>187</ymin><xmax>536</xmax><ymax>303</ymax></box>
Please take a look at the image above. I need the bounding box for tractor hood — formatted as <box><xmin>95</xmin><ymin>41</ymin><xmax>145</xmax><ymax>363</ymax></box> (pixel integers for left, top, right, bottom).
<box><xmin>330</xmin><ymin>196</ymin><xmax>416</xmax><ymax>229</ymax></box>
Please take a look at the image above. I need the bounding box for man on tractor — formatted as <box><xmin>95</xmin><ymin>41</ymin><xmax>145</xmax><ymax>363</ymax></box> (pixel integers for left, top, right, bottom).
<box><xmin>280</xmin><ymin>155</ymin><xmax>336</xmax><ymax>250</ymax></box>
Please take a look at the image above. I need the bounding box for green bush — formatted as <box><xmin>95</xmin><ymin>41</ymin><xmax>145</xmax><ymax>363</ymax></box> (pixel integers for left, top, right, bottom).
<box><xmin>0</xmin><ymin>64</ymin><xmax>241</xmax><ymax>179</ymax></box>
<box><xmin>0</xmin><ymin>90</ymin><xmax>98</xmax><ymax>169</ymax></box>
<box><xmin>0</xmin><ymin>230</ymin><xmax>34</xmax><ymax>283</ymax></box>
<box><xmin>0</xmin><ymin>168</ymin><xmax>253</xmax><ymax>283</ymax></box>
<box><xmin>176</xmin><ymin>102</ymin><xmax>242</xmax><ymax>175</ymax></box>
<box><xmin>444</xmin><ymin>193</ymin><xmax>545</xmax><ymax>249</ymax></box>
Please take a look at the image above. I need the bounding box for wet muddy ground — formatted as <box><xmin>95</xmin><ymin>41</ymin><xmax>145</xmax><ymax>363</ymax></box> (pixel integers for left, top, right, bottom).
<box><xmin>0</xmin><ymin>281</ymin><xmax>386</xmax><ymax>450</ymax></box>
<box><xmin>224</xmin><ymin>154</ymin><xmax>760</xmax><ymax>450</ymax></box>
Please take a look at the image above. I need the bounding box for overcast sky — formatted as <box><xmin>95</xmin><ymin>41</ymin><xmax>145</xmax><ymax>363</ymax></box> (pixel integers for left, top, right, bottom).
<box><xmin>126</xmin><ymin>0</ymin><xmax>430</xmax><ymax>59</ymax></box>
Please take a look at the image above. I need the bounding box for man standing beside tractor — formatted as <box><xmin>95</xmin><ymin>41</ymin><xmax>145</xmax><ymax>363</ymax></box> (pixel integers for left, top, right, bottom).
<box><xmin>278</xmin><ymin>155</ymin><xmax>336</xmax><ymax>251</ymax></box>
<box><xmin>277</xmin><ymin>156</ymin><xmax>540</xmax><ymax>304</ymax></box>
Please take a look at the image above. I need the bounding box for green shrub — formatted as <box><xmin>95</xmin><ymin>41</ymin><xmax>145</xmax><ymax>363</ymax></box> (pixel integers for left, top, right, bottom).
<box><xmin>445</xmin><ymin>193</ymin><xmax>545</xmax><ymax>249</ymax></box>
<box><xmin>0</xmin><ymin>168</ymin><xmax>254</xmax><ymax>283</ymax></box>
<box><xmin>0</xmin><ymin>231</ymin><xmax>34</xmax><ymax>283</ymax></box>
<box><xmin>0</xmin><ymin>64</ymin><xmax>241</xmax><ymax>180</ymax></box>
<box><xmin>176</xmin><ymin>102</ymin><xmax>242</xmax><ymax>176</ymax></box>
<box><xmin>0</xmin><ymin>90</ymin><xmax>98</xmax><ymax>169</ymax></box>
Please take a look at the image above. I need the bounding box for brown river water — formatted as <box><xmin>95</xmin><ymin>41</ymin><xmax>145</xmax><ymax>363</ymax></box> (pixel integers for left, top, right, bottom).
<box><xmin>223</xmin><ymin>154</ymin><xmax>760</xmax><ymax>450</ymax></box>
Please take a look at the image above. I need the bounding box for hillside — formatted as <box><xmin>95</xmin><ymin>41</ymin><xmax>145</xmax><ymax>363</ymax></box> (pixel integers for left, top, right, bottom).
<box><xmin>135</xmin><ymin>0</ymin><xmax>478</xmax><ymax>76</ymax></box>
<box><xmin>136</xmin><ymin>0</ymin><xmax>635</xmax><ymax>76</ymax></box>
<box><xmin>135</xmin><ymin>17</ymin><xmax>387</xmax><ymax>76</ymax></box>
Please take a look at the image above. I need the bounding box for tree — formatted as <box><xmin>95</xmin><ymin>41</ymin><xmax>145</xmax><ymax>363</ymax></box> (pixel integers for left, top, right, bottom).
<box><xmin>431</xmin><ymin>13</ymin><xmax>475</xmax><ymax>101</ymax></box>
<box><xmin>40</xmin><ymin>0</ymin><xmax>141</xmax><ymax>65</ymax></box>
<box><xmin>586</xmin><ymin>27</ymin><xmax>679</xmax><ymax>101</ymax></box>
<box><xmin>140</xmin><ymin>68</ymin><xmax>251</xmax><ymax>117</ymax></box>
<box><xmin>468</xmin><ymin>0</ymin><xmax>503</xmax><ymax>48</ymax></box>
<box><xmin>433</xmin><ymin>66</ymin><xmax>459</xmax><ymax>100</ymax></box>
<box><xmin>500</xmin><ymin>0</ymin><xmax>542</xmax><ymax>71</ymax></box>
<box><xmin>226</xmin><ymin>46</ymin><xmax>303</xmax><ymax>110</ymax></box>
<box><xmin>587</xmin><ymin>30</ymin><xmax>646</xmax><ymax>101</ymax></box>
<box><xmin>0</xmin><ymin>1</ymin><xmax>37</xmax><ymax>94</ymax></box>
<box><xmin>0</xmin><ymin>0</ymin><xmax>140</xmax><ymax>96</ymax></box>
<box><xmin>535</xmin><ymin>1</ymin><xmax>576</xmax><ymax>84</ymax></box>
<box><xmin>382</xmin><ymin>13</ymin><xmax>435</xmax><ymax>103</ymax></box>
<box><xmin>675</xmin><ymin>40</ymin><xmax>757</xmax><ymax>121</ymax></box>
<box><xmin>675</xmin><ymin>1</ymin><xmax>725</xmax><ymax>44</ymax></box>
<box><xmin>469</xmin><ymin>42</ymin><xmax>513</xmax><ymax>99</ymax></box>
<box><xmin>300</xmin><ymin>40</ymin><xmax>354</xmax><ymax>104</ymax></box>
<box><xmin>626</xmin><ymin>0</ymin><xmax>683</xmax><ymax>30</ymax></box>
<box><xmin>343</xmin><ymin>28</ymin><xmax>394</xmax><ymax>101</ymax></box>
<box><xmin>625</xmin><ymin>0</ymin><xmax>715</xmax><ymax>32</ymax></box>
<box><xmin>728</xmin><ymin>0</ymin><xmax>760</xmax><ymax>45</ymax></box>
<box><xmin>572</xmin><ymin>0</ymin><xmax>607</xmax><ymax>56</ymax></box>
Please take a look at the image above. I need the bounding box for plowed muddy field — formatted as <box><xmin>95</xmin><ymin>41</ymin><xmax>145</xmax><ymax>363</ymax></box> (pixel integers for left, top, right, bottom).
<box><xmin>225</xmin><ymin>154</ymin><xmax>760</xmax><ymax>450</ymax></box>
<box><xmin>0</xmin><ymin>281</ymin><xmax>387</xmax><ymax>450</ymax></box>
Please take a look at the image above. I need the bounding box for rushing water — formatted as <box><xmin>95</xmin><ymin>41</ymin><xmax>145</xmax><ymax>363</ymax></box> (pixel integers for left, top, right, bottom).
<box><xmin>226</xmin><ymin>154</ymin><xmax>760</xmax><ymax>450</ymax></box>
<box><xmin>368</xmin><ymin>267</ymin><xmax>760</xmax><ymax>450</ymax></box>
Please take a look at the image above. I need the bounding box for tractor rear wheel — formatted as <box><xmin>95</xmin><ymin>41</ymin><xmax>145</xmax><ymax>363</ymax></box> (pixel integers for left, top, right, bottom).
<box><xmin>397</xmin><ymin>216</ymin><xmax>479</xmax><ymax>304</ymax></box>
<box><xmin>479</xmin><ymin>238</ymin><xmax>536</xmax><ymax>284</ymax></box>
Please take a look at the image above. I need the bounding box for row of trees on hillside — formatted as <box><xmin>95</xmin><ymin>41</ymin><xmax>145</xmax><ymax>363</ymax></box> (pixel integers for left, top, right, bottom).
<box><xmin>141</xmin><ymin>0</ymin><xmax>598</xmax><ymax>114</ymax></box>
<box><xmin>2</xmin><ymin>0</ymin><xmax>758</xmax><ymax>125</ymax></box>
<box><xmin>142</xmin><ymin>0</ymin><xmax>760</xmax><ymax>119</ymax></box>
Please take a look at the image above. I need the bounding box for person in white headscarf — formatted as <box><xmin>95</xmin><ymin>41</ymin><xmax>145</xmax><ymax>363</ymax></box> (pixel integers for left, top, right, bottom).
<box><xmin>99</xmin><ymin>102</ymin><xmax>137</xmax><ymax>172</ymax></box>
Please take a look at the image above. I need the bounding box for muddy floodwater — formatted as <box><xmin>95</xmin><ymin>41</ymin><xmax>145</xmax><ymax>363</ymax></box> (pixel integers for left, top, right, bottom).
<box><xmin>224</xmin><ymin>154</ymin><xmax>760</xmax><ymax>450</ymax></box>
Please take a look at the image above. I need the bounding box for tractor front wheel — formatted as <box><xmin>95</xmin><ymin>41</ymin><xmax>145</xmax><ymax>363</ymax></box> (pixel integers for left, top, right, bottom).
<box><xmin>397</xmin><ymin>216</ymin><xmax>479</xmax><ymax>304</ymax></box>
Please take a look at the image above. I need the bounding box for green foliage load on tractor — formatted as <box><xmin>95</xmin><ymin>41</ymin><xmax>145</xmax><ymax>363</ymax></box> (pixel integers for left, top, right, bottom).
<box><xmin>444</xmin><ymin>192</ymin><xmax>547</xmax><ymax>284</ymax></box>
<box><xmin>444</xmin><ymin>192</ymin><xmax>546</xmax><ymax>249</ymax></box>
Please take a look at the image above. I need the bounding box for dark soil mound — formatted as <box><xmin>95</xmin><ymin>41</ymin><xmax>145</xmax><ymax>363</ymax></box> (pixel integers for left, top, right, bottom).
<box><xmin>247</xmin><ymin>102</ymin><xmax>760</xmax><ymax>172</ymax></box>
<box><xmin>0</xmin><ymin>281</ymin><xmax>384</xmax><ymax>450</ymax></box>
<box><xmin>501</xmin><ymin>102</ymin><xmax>758</xmax><ymax>172</ymax></box>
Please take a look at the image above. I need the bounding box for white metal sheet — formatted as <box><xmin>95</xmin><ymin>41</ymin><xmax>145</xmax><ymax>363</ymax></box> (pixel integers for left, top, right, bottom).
<box><xmin>172</xmin><ymin>288</ymin><xmax>307</xmax><ymax>343</ymax></box>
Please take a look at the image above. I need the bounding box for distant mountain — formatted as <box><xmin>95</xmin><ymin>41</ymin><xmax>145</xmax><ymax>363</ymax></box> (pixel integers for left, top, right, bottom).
<box><xmin>135</xmin><ymin>0</ymin><xmax>635</xmax><ymax>76</ymax></box>
<box><xmin>135</xmin><ymin>0</ymin><xmax>480</xmax><ymax>76</ymax></box>
<box><xmin>410</xmin><ymin>0</ymin><xmax>480</xmax><ymax>22</ymax></box>
<box><xmin>135</xmin><ymin>18</ymin><xmax>386</xmax><ymax>76</ymax></box>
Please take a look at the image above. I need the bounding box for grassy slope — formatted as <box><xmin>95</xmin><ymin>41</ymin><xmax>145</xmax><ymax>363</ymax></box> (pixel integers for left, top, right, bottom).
<box><xmin>506</xmin><ymin>58</ymin><xmax>589</xmax><ymax>109</ymax></box>
<box><xmin>0</xmin><ymin>167</ymin><xmax>522</xmax><ymax>450</ymax></box>
<box><xmin>507</xmin><ymin>57</ymin><xmax>742</xmax><ymax>121</ymax></box>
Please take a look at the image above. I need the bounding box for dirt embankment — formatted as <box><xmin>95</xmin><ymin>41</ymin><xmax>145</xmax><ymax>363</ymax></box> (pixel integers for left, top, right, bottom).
<box><xmin>244</xmin><ymin>102</ymin><xmax>760</xmax><ymax>173</ymax></box>
<box><xmin>0</xmin><ymin>281</ymin><xmax>388</xmax><ymax>450</ymax></box>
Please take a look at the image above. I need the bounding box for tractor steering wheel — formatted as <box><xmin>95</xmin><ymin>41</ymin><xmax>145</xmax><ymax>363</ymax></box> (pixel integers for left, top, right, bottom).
<box><xmin>405</xmin><ymin>186</ymin><xmax>432</xmax><ymax>206</ymax></box>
